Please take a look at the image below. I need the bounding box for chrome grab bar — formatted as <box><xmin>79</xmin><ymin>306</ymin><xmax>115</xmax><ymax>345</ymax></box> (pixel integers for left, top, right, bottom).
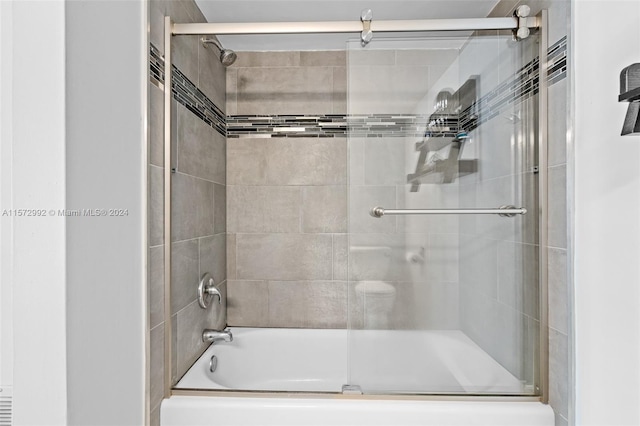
<box><xmin>370</xmin><ymin>205</ymin><xmax>527</xmax><ymax>218</ymax></box>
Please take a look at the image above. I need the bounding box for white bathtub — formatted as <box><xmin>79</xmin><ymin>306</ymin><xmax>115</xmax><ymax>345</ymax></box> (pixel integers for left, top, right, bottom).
<box><xmin>162</xmin><ymin>328</ymin><xmax>554</xmax><ymax>426</ymax></box>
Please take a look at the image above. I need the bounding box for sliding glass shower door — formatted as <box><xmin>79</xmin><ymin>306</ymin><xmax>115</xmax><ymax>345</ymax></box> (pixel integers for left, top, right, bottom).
<box><xmin>346</xmin><ymin>32</ymin><xmax>540</xmax><ymax>395</ymax></box>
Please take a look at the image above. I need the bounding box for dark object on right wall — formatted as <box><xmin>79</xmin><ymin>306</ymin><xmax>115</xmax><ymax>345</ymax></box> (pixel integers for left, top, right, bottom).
<box><xmin>619</xmin><ymin>63</ymin><xmax>640</xmax><ymax>135</ymax></box>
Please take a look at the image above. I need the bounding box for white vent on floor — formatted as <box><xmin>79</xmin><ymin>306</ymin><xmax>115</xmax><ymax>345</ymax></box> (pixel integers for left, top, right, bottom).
<box><xmin>0</xmin><ymin>387</ymin><xmax>12</xmax><ymax>426</ymax></box>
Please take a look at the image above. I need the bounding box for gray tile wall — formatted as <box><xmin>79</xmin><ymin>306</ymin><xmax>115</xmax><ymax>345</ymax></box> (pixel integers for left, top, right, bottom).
<box><xmin>546</xmin><ymin>24</ymin><xmax>571</xmax><ymax>426</ymax></box>
<box><xmin>508</xmin><ymin>2</ymin><xmax>571</xmax><ymax>425</ymax></box>
<box><xmin>148</xmin><ymin>0</ymin><xmax>227</xmax><ymax>424</ymax></box>
<box><xmin>468</xmin><ymin>2</ymin><xmax>571</xmax><ymax>425</ymax></box>
<box><xmin>226</xmin><ymin>51</ymin><xmax>348</xmax><ymax>328</ymax></box>
<box><xmin>169</xmin><ymin>51</ymin><xmax>228</xmax><ymax>382</ymax></box>
<box><xmin>348</xmin><ymin>48</ymin><xmax>457</xmax><ymax>115</ymax></box>
<box><xmin>226</xmin><ymin>49</ymin><xmax>458</xmax><ymax>330</ymax></box>
<box><xmin>227</xmin><ymin>51</ymin><xmax>346</xmax><ymax>115</ymax></box>
<box><xmin>347</xmin><ymin>48</ymin><xmax>460</xmax><ymax>332</ymax></box>
<box><xmin>455</xmin><ymin>18</ymin><xmax>541</xmax><ymax>391</ymax></box>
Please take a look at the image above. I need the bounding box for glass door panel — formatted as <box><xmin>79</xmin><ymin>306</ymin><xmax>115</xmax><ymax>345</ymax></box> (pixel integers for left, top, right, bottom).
<box><xmin>346</xmin><ymin>33</ymin><xmax>540</xmax><ymax>395</ymax></box>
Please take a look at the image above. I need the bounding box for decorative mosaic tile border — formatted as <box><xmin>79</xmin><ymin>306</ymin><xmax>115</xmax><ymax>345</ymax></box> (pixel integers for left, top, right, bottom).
<box><xmin>227</xmin><ymin>36</ymin><xmax>567</xmax><ymax>138</ymax></box>
<box><xmin>149</xmin><ymin>44</ymin><xmax>164</xmax><ymax>89</ymax></box>
<box><xmin>150</xmin><ymin>36</ymin><xmax>567</xmax><ymax>139</ymax></box>
<box><xmin>226</xmin><ymin>115</ymin><xmax>347</xmax><ymax>138</ymax></box>
<box><xmin>226</xmin><ymin>114</ymin><xmax>460</xmax><ymax>138</ymax></box>
<box><xmin>150</xmin><ymin>44</ymin><xmax>226</xmax><ymax>137</ymax></box>
<box><xmin>548</xmin><ymin>36</ymin><xmax>568</xmax><ymax>86</ymax></box>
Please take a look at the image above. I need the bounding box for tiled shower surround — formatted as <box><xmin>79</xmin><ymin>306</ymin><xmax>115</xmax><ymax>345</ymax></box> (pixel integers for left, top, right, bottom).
<box><xmin>148</xmin><ymin>1</ymin><xmax>571</xmax><ymax>425</ymax></box>
<box><xmin>155</xmin><ymin>35</ymin><xmax>566</xmax><ymax>141</ymax></box>
<box><xmin>224</xmin><ymin>36</ymin><xmax>565</xmax><ymax>140</ymax></box>
<box><xmin>225</xmin><ymin>51</ymin><xmax>350</xmax><ymax>327</ymax></box>
<box><xmin>223</xmin><ymin>45</ymin><xmax>565</xmax><ymax>332</ymax></box>
<box><xmin>148</xmin><ymin>0</ymin><xmax>227</xmax><ymax>424</ymax></box>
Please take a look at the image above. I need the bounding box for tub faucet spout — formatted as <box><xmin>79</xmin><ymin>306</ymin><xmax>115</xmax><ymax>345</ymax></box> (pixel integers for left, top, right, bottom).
<box><xmin>202</xmin><ymin>328</ymin><xmax>233</xmax><ymax>343</ymax></box>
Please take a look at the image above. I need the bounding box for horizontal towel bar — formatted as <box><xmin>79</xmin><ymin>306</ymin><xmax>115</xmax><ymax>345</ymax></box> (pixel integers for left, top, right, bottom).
<box><xmin>370</xmin><ymin>205</ymin><xmax>527</xmax><ymax>218</ymax></box>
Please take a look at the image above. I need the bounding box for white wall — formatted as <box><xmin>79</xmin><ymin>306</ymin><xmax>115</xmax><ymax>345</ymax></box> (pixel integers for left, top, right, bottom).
<box><xmin>65</xmin><ymin>1</ymin><xmax>147</xmax><ymax>424</ymax></box>
<box><xmin>0</xmin><ymin>0</ymin><xmax>15</xmax><ymax>393</ymax></box>
<box><xmin>573</xmin><ymin>0</ymin><xmax>640</xmax><ymax>424</ymax></box>
<box><xmin>1</xmin><ymin>1</ymin><xmax>69</xmax><ymax>424</ymax></box>
<box><xmin>0</xmin><ymin>0</ymin><xmax>147</xmax><ymax>424</ymax></box>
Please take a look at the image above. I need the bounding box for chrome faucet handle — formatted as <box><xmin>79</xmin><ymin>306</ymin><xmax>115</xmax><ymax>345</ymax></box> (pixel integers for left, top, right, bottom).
<box><xmin>202</xmin><ymin>328</ymin><xmax>233</xmax><ymax>343</ymax></box>
<box><xmin>222</xmin><ymin>328</ymin><xmax>233</xmax><ymax>342</ymax></box>
<box><xmin>198</xmin><ymin>273</ymin><xmax>221</xmax><ymax>309</ymax></box>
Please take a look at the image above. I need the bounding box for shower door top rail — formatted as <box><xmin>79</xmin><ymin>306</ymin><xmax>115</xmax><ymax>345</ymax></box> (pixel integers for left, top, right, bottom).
<box><xmin>370</xmin><ymin>205</ymin><xmax>527</xmax><ymax>218</ymax></box>
<box><xmin>172</xmin><ymin>16</ymin><xmax>537</xmax><ymax>36</ymax></box>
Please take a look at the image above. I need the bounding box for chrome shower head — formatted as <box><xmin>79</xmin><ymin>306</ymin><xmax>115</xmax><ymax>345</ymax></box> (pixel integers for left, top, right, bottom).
<box><xmin>219</xmin><ymin>49</ymin><xmax>237</xmax><ymax>67</ymax></box>
<box><xmin>201</xmin><ymin>37</ymin><xmax>237</xmax><ymax>66</ymax></box>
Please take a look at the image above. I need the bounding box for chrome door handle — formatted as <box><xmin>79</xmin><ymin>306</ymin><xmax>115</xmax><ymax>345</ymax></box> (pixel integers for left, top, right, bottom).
<box><xmin>370</xmin><ymin>205</ymin><xmax>527</xmax><ymax>218</ymax></box>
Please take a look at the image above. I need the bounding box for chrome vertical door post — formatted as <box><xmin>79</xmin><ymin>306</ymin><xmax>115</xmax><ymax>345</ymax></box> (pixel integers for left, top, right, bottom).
<box><xmin>163</xmin><ymin>15</ymin><xmax>173</xmax><ymax>399</ymax></box>
<box><xmin>537</xmin><ymin>9</ymin><xmax>550</xmax><ymax>405</ymax></box>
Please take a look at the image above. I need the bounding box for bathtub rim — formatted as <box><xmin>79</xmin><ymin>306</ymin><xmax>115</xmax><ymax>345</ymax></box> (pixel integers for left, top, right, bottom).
<box><xmin>170</xmin><ymin>388</ymin><xmax>543</xmax><ymax>403</ymax></box>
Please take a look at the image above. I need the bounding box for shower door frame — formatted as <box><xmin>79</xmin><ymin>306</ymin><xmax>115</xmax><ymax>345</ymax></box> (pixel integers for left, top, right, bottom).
<box><xmin>162</xmin><ymin>11</ymin><xmax>550</xmax><ymax>403</ymax></box>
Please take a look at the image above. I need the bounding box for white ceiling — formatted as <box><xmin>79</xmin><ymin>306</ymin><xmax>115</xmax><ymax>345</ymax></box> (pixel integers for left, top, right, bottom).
<box><xmin>194</xmin><ymin>0</ymin><xmax>501</xmax><ymax>51</ymax></box>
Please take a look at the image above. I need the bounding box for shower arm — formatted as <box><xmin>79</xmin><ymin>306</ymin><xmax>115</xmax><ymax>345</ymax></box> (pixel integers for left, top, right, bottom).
<box><xmin>201</xmin><ymin>37</ymin><xmax>224</xmax><ymax>52</ymax></box>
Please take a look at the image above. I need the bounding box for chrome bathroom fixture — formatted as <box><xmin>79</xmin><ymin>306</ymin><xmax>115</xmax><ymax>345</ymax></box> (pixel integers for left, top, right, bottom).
<box><xmin>198</xmin><ymin>272</ymin><xmax>222</xmax><ymax>309</ymax></box>
<box><xmin>201</xmin><ymin>37</ymin><xmax>237</xmax><ymax>66</ymax></box>
<box><xmin>360</xmin><ymin>9</ymin><xmax>373</xmax><ymax>46</ymax></box>
<box><xmin>369</xmin><ymin>205</ymin><xmax>527</xmax><ymax>218</ymax></box>
<box><xmin>209</xmin><ymin>355</ymin><xmax>218</xmax><ymax>373</ymax></box>
<box><xmin>203</xmin><ymin>328</ymin><xmax>233</xmax><ymax>344</ymax></box>
<box><xmin>173</xmin><ymin>8</ymin><xmax>538</xmax><ymax>40</ymax></box>
<box><xmin>514</xmin><ymin>5</ymin><xmax>533</xmax><ymax>40</ymax></box>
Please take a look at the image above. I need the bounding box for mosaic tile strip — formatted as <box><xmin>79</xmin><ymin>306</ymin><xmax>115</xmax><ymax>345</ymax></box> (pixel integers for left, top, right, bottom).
<box><xmin>226</xmin><ymin>114</ymin><xmax>459</xmax><ymax>138</ymax></box>
<box><xmin>149</xmin><ymin>43</ymin><xmax>164</xmax><ymax>88</ymax></box>
<box><xmin>150</xmin><ymin>44</ymin><xmax>226</xmax><ymax>137</ymax></box>
<box><xmin>547</xmin><ymin>36</ymin><xmax>568</xmax><ymax>86</ymax></box>
<box><xmin>150</xmin><ymin>36</ymin><xmax>566</xmax><ymax>139</ymax></box>
<box><xmin>466</xmin><ymin>35</ymin><xmax>567</xmax><ymax>131</ymax></box>
<box><xmin>227</xmin><ymin>36</ymin><xmax>567</xmax><ymax>138</ymax></box>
